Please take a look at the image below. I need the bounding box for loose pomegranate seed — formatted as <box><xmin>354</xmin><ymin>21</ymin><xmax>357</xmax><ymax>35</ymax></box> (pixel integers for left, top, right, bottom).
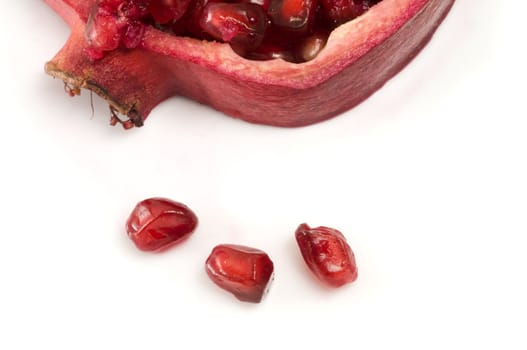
<box><xmin>205</xmin><ymin>244</ymin><xmax>274</xmax><ymax>303</ymax></box>
<box><xmin>268</xmin><ymin>0</ymin><xmax>319</xmax><ymax>34</ymax></box>
<box><xmin>199</xmin><ymin>3</ymin><xmax>269</xmax><ymax>52</ymax></box>
<box><xmin>295</xmin><ymin>223</ymin><xmax>358</xmax><ymax>287</ymax></box>
<box><xmin>125</xmin><ymin>197</ymin><xmax>198</xmax><ymax>252</ymax></box>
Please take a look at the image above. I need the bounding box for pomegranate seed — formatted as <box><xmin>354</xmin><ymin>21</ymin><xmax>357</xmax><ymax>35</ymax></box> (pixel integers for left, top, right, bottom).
<box><xmin>118</xmin><ymin>0</ymin><xmax>150</xmax><ymax>19</ymax></box>
<box><xmin>295</xmin><ymin>223</ymin><xmax>358</xmax><ymax>287</ymax></box>
<box><xmin>85</xmin><ymin>6</ymin><xmax>123</xmax><ymax>52</ymax></box>
<box><xmin>246</xmin><ymin>41</ymin><xmax>296</xmax><ymax>62</ymax></box>
<box><xmin>205</xmin><ymin>244</ymin><xmax>274</xmax><ymax>303</ymax></box>
<box><xmin>180</xmin><ymin>0</ymin><xmax>210</xmax><ymax>37</ymax></box>
<box><xmin>125</xmin><ymin>197</ymin><xmax>198</xmax><ymax>252</ymax></box>
<box><xmin>268</xmin><ymin>0</ymin><xmax>318</xmax><ymax>34</ymax></box>
<box><xmin>122</xmin><ymin>20</ymin><xmax>146</xmax><ymax>48</ymax></box>
<box><xmin>199</xmin><ymin>3</ymin><xmax>269</xmax><ymax>51</ymax></box>
<box><xmin>148</xmin><ymin>0</ymin><xmax>191</xmax><ymax>24</ymax></box>
<box><xmin>296</xmin><ymin>30</ymin><xmax>328</xmax><ymax>61</ymax></box>
<box><xmin>242</xmin><ymin>0</ymin><xmax>272</xmax><ymax>11</ymax></box>
<box><xmin>320</xmin><ymin>0</ymin><xmax>369</xmax><ymax>27</ymax></box>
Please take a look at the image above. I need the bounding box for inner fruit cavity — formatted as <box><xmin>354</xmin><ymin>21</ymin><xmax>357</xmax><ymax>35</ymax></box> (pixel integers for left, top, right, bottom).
<box><xmin>85</xmin><ymin>0</ymin><xmax>382</xmax><ymax>62</ymax></box>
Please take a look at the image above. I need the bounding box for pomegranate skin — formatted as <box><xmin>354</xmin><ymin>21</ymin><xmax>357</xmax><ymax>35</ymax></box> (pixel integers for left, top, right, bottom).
<box><xmin>295</xmin><ymin>223</ymin><xmax>358</xmax><ymax>287</ymax></box>
<box><xmin>126</xmin><ymin>197</ymin><xmax>198</xmax><ymax>252</ymax></box>
<box><xmin>44</xmin><ymin>0</ymin><xmax>455</xmax><ymax>128</ymax></box>
<box><xmin>205</xmin><ymin>244</ymin><xmax>274</xmax><ymax>303</ymax></box>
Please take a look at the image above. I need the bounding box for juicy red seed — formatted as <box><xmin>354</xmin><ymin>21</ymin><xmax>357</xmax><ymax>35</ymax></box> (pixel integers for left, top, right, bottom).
<box><xmin>295</xmin><ymin>223</ymin><xmax>358</xmax><ymax>287</ymax></box>
<box><xmin>180</xmin><ymin>0</ymin><xmax>210</xmax><ymax>37</ymax></box>
<box><xmin>246</xmin><ymin>42</ymin><xmax>296</xmax><ymax>62</ymax></box>
<box><xmin>296</xmin><ymin>30</ymin><xmax>327</xmax><ymax>61</ymax></box>
<box><xmin>125</xmin><ymin>197</ymin><xmax>198</xmax><ymax>252</ymax></box>
<box><xmin>200</xmin><ymin>3</ymin><xmax>268</xmax><ymax>51</ymax></box>
<box><xmin>205</xmin><ymin>244</ymin><xmax>274</xmax><ymax>303</ymax></box>
<box><xmin>122</xmin><ymin>20</ymin><xmax>146</xmax><ymax>48</ymax></box>
<box><xmin>85</xmin><ymin>7</ymin><xmax>123</xmax><ymax>52</ymax></box>
<box><xmin>148</xmin><ymin>0</ymin><xmax>191</xmax><ymax>24</ymax></box>
<box><xmin>268</xmin><ymin>0</ymin><xmax>318</xmax><ymax>34</ymax></box>
<box><xmin>242</xmin><ymin>0</ymin><xmax>272</xmax><ymax>11</ymax></box>
<box><xmin>118</xmin><ymin>0</ymin><xmax>150</xmax><ymax>19</ymax></box>
<box><xmin>320</xmin><ymin>0</ymin><xmax>370</xmax><ymax>27</ymax></box>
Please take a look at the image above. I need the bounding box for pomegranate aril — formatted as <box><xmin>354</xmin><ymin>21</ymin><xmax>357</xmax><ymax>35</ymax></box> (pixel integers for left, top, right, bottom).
<box><xmin>122</xmin><ymin>20</ymin><xmax>146</xmax><ymax>48</ymax></box>
<box><xmin>296</xmin><ymin>30</ymin><xmax>327</xmax><ymax>61</ymax></box>
<box><xmin>321</xmin><ymin>0</ymin><xmax>369</xmax><ymax>27</ymax></box>
<box><xmin>179</xmin><ymin>0</ymin><xmax>210</xmax><ymax>37</ymax></box>
<box><xmin>85</xmin><ymin>7</ymin><xmax>123</xmax><ymax>53</ymax></box>
<box><xmin>295</xmin><ymin>223</ymin><xmax>358</xmax><ymax>287</ymax></box>
<box><xmin>125</xmin><ymin>197</ymin><xmax>198</xmax><ymax>252</ymax></box>
<box><xmin>199</xmin><ymin>3</ymin><xmax>269</xmax><ymax>51</ymax></box>
<box><xmin>148</xmin><ymin>0</ymin><xmax>191</xmax><ymax>24</ymax></box>
<box><xmin>268</xmin><ymin>0</ymin><xmax>318</xmax><ymax>34</ymax></box>
<box><xmin>242</xmin><ymin>0</ymin><xmax>272</xmax><ymax>11</ymax></box>
<box><xmin>246</xmin><ymin>42</ymin><xmax>296</xmax><ymax>62</ymax></box>
<box><xmin>118</xmin><ymin>0</ymin><xmax>150</xmax><ymax>19</ymax></box>
<box><xmin>206</xmin><ymin>244</ymin><xmax>274</xmax><ymax>303</ymax></box>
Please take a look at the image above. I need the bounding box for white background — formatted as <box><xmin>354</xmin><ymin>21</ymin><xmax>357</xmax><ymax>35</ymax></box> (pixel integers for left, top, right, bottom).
<box><xmin>1</xmin><ymin>1</ymin><xmax>526</xmax><ymax>349</ymax></box>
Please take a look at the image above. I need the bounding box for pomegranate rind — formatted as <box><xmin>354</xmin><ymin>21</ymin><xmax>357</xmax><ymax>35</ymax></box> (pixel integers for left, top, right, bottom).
<box><xmin>44</xmin><ymin>0</ymin><xmax>455</xmax><ymax>127</ymax></box>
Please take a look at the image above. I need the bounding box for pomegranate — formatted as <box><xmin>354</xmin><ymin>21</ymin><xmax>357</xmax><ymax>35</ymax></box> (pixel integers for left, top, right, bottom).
<box><xmin>126</xmin><ymin>197</ymin><xmax>198</xmax><ymax>252</ymax></box>
<box><xmin>295</xmin><ymin>223</ymin><xmax>358</xmax><ymax>287</ymax></box>
<box><xmin>44</xmin><ymin>0</ymin><xmax>454</xmax><ymax>127</ymax></box>
<box><xmin>205</xmin><ymin>244</ymin><xmax>274</xmax><ymax>302</ymax></box>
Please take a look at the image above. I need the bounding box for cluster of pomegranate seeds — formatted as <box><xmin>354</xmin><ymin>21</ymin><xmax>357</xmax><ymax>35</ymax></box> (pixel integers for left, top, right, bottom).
<box><xmin>86</xmin><ymin>0</ymin><xmax>382</xmax><ymax>62</ymax></box>
<box><xmin>205</xmin><ymin>244</ymin><xmax>275</xmax><ymax>302</ymax></box>
<box><xmin>295</xmin><ymin>223</ymin><xmax>358</xmax><ymax>287</ymax></box>
<box><xmin>125</xmin><ymin>197</ymin><xmax>198</xmax><ymax>252</ymax></box>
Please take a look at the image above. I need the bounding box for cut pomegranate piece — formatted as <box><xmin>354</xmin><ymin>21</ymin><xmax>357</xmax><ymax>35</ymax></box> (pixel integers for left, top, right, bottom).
<box><xmin>205</xmin><ymin>244</ymin><xmax>274</xmax><ymax>303</ymax></box>
<box><xmin>125</xmin><ymin>197</ymin><xmax>198</xmax><ymax>252</ymax></box>
<box><xmin>44</xmin><ymin>0</ymin><xmax>455</xmax><ymax>127</ymax></box>
<box><xmin>295</xmin><ymin>223</ymin><xmax>358</xmax><ymax>287</ymax></box>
